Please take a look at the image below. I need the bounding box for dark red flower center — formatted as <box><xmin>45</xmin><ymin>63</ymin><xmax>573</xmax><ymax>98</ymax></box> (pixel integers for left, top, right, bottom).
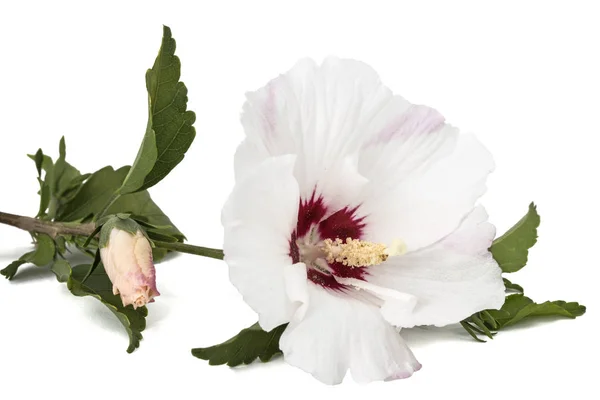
<box><xmin>289</xmin><ymin>192</ymin><xmax>368</xmax><ymax>291</ymax></box>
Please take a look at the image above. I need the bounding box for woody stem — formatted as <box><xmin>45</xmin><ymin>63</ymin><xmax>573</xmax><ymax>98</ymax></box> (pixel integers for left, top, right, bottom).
<box><xmin>0</xmin><ymin>211</ymin><xmax>96</xmax><ymax>238</ymax></box>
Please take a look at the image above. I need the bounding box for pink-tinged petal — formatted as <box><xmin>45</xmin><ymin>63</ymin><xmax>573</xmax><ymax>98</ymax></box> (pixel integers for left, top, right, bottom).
<box><xmin>367</xmin><ymin>206</ymin><xmax>505</xmax><ymax>328</ymax></box>
<box><xmin>366</xmin><ymin>103</ymin><xmax>445</xmax><ymax>146</ymax></box>
<box><xmin>133</xmin><ymin>231</ymin><xmax>159</xmax><ymax>297</ymax></box>
<box><xmin>222</xmin><ymin>155</ymin><xmax>301</xmax><ymax>331</ymax></box>
<box><xmin>238</xmin><ymin>57</ymin><xmax>392</xmax><ymax>195</ymax></box>
<box><xmin>280</xmin><ymin>276</ymin><xmax>421</xmax><ymax>385</ymax></box>
<box><xmin>359</xmin><ymin>132</ymin><xmax>494</xmax><ymax>251</ymax></box>
<box><xmin>99</xmin><ymin>228</ymin><xmax>159</xmax><ymax>308</ymax></box>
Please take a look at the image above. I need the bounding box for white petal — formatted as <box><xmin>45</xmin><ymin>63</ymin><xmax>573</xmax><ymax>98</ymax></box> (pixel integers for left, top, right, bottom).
<box><xmin>280</xmin><ymin>282</ymin><xmax>421</xmax><ymax>385</ymax></box>
<box><xmin>358</xmin><ymin>103</ymin><xmax>451</xmax><ymax>187</ymax></box>
<box><xmin>367</xmin><ymin>206</ymin><xmax>505</xmax><ymax>328</ymax></box>
<box><xmin>222</xmin><ymin>155</ymin><xmax>300</xmax><ymax>331</ymax></box>
<box><xmin>334</xmin><ymin>276</ymin><xmax>418</xmax><ymax>325</ymax></box>
<box><xmin>359</xmin><ymin>132</ymin><xmax>495</xmax><ymax>251</ymax></box>
<box><xmin>238</xmin><ymin>57</ymin><xmax>393</xmax><ymax>196</ymax></box>
<box><xmin>233</xmin><ymin>138</ymin><xmax>269</xmax><ymax>182</ymax></box>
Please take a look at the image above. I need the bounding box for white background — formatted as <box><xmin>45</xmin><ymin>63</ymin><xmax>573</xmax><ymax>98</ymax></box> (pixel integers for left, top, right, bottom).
<box><xmin>0</xmin><ymin>1</ymin><xmax>598</xmax><ymax>398</ymax></box>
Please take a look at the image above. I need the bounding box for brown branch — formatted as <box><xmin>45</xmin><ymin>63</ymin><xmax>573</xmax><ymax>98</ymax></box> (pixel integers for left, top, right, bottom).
<box><xmin>0</xmin><ymin>211</ymin><xmax>96</xmax><ymax>238</ymax></box>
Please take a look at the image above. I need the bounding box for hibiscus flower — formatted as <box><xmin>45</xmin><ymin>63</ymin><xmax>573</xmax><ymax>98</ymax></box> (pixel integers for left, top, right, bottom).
<box><xmin>222</xmin><ymin>57</ymin><xmax>505</xmax><ymax>384</ymax></box>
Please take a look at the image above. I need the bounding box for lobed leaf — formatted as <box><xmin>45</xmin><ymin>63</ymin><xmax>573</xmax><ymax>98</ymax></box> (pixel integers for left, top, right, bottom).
<box><xmin>120</xmin><ymin>25</ymin><xmax>196</xmax><ymax>195</ymax></box>
<box><xmin>192</xmin><ymin>323</ymin><xmax>287</xmax><ymax>367</ymax></box>
<box><xmin>496</xmin><ymin>294</ymin><xmax>586</xmax><ymax>328</ymax></box>
<box><xmin>462</xmin><ymin>294</ymin><xmax>586</xmax><ymax>341</ymax></box>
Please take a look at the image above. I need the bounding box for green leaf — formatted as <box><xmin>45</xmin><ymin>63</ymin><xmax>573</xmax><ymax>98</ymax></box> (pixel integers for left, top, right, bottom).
<box><xmin>34</xmin><ymin>149</ymin><xmax>44</xmax><ymax>177</ymax></box>
<box><xmin>461</xmin><ymin>294</ymin><xmax>586</xmax><ymax>341</ymax></box>
<box><xmin>56</xmin><ymin>164</ymin><xmax>183</xmax><ymax>262</ymax></box>
<box><xmin>57</xmin><ymin>166</ymin><xmax>129</xmax><ymax>222</ymax></box>
<box><xmin>460</xmin><ymin>321</ymin><xmax>486</xmax><ymax>342</ymax></box>
<box><xmin>26</xmin><ymin>234</ymin><xmax>56</xmax><ymax>266</ymax></box>
<box><xmin>1</xmin><ymin>258</ymin><xmax>30</xmax><ymax>280</ymax></box>
<box><xmin>28</xmin><ymin>152</ymin><xmax>53</xmax><ymax>173</ymax></box>
<box><xmin>55</xmin><ymin>236</ymin><xmax>67</xmax><ymax>255</ymax></box>
<box><xmin>49</xmin><ymin>137</ymin><xmax>80</xmax><ymax>198</ymax></box>
<box><xmin>57</xmin><ymin>165</ymin><xmax>182</xmax><ymax>237</ymax></box>
<box><xmin>108</xmin><ymin>189</ymin><xmax>185</xmax><ymax>242</ymax></box>
<box><xmin>503</xmin><ymin>277</ymin><xmax>524</xmax><ymax>293</ymax></box>
<box><xmin>36</xmin><ymin>178</ymin><xmax>50</xmax><ymax>218</ymax></box>
<box><xmin>192</xmin><ymin>323</ymin><xmax>287</xmax><ymax>367</ymax></box>
<box><xmin>34</xmin><ymin>138</ymin><xmax>86</xmax><ymax>220</ymax></box>
<box><xmin>51</xmin><ymin>259</ymin><xmax>71</xmax><ymax>283</ymax></box>
<box><xmin>0</xmin><ymin>237</ymin><xmax>55</xmax><ymax>279</ymax></box>
<box><xmin>497</xmin><ymin>294</ymin><xmax>586</xmax><ymax>328</ymax></box>
<box><xmin>119</xmin><ymin>25</ymin><xmax>196</xmax><ymax>195</ymax></box>
<box><xmin>490</xmin><ymin>203</ymin><xmax>540</xmax><ymax>273</ymax></box>
<box><xmin>53</xmin><ymin>260</ymin><xmax>147</xmax><ymax>353</ymax></box>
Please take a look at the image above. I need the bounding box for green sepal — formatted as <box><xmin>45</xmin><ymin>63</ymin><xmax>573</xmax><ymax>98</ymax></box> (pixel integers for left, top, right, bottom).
<box><xmin>192</xmin><ymin>322</ymin><xmax>287</xmax><ymax>367</ymax></box>
<box><xmin>82</xmin><ymin>224</ymin><xmax>103</xmax><ymax>248</ymax></box>
<box><xmin>81</xmin><ymin>250</ymin><xmax>102</xmax><ymax>283</ymax></box>
<box><xmin>98</xmin><ymin>215</ymin><xmax>143</xmax><ymax>248</ymax></box>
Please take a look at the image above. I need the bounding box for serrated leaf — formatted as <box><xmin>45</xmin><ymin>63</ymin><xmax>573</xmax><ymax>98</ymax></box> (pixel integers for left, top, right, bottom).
<box><xmin>497</xmin><ymin>294</ymin><xmax>586</xmax><ymax>328</ymax></box>
<box><xmin>119</xmin><ymin>25</ymin><xmax>196</xmax><ymax>195</ymax></box>
<box><xmin>503</xmin><ymin>277</ymin><xmax>524</xmax><ymax>293</ymax></box>
<box><xmin>490</xmin><ymin>203</ymin><xmax>540</xmax><ymax>273</ymax></box>
<box><xmin>192</xmin><ymin>323</ymin><xmax>287</xmax><ymax>367</ymax></box>
<box><xmin>461</xmin><ymin>294</ymin><xmax>586</xmax><ymax>341</ymax></box>
<box><xmin>54</xmin><ymin>261</ymin><xmax>147</xmax><ymax>353</ymax></box>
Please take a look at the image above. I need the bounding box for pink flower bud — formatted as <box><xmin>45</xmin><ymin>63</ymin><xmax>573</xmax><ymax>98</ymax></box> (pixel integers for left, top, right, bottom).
<box><xmin>100</xmin><ymin>228</ymin><xmax>160</xmax><ymax>309</ymax></box>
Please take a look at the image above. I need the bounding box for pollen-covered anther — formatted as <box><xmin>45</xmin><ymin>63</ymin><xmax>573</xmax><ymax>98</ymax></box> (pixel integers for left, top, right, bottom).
<box><xmin>323</xmin><ymin>237</ymin><xmax>394</xmax><ymax>267</ymax></box>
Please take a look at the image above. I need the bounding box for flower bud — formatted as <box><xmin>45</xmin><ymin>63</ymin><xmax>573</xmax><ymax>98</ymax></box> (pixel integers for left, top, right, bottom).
<box><xmin>99</xmin><ymin>224</ymin><xmax>159</xmax><ymax>309</ymax></box>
